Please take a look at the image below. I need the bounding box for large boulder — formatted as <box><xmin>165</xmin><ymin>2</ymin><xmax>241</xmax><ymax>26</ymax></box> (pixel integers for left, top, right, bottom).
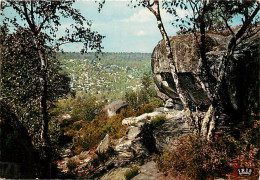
<box><xmin>104</xmin><ymin>100</ymin><xmax>127</xmax><ymax>117</ymax></box>
<box><xmin>151</xmin><ymin>34</ymin><xmax>214</xmax><ymax>109</ymax></box>
<box><xmin>0</xmin><ymin>101</ymin><xmax>36</xmax><ymax>178</ymax></box>
<box><xmin>151</xmin><ymin>28</ymin><xmax>260</xmax><ymax>114</ymax></box>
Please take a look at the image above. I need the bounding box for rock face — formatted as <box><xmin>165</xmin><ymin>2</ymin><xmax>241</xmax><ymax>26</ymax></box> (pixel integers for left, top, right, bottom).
<box><xmin>100</xmin><ymin>167</ymin><xmax>131</xmax><ymax>180</ymax></box>
<box><xmin>151</xmin><ymin>34</ymin><xmax>213</xmax><ymax>108</ymax></box>
<box><xmin>98</xmin><ymin>108</ymin><xmax>190</xmax><ymax>179</ymax></box>
<box><xmin>153</xmin><ymin>111</ymin><xmax>190</xmax><ymax>152</ymax></box>
<box><xmin>104</xmin><ymin>100</ymin><xmax>127</xmax><ymax>117</ymax></box>
<box><xmin>151</xmin><ymin>29</ymin><xmax>260</xmax><ymax>114</ymax></box>
<box><xmin>132</xmin><ymin>161</ymin><xmax>168</xmax><ymax>180</ymax></box>
<box><xmin>0</xmin><ymin>101</ymin><xmax>36</xmax><ymax>178</ymax></box>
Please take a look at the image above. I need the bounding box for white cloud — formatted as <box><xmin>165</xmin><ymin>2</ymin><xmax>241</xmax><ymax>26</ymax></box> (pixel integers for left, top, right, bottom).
<box><xmin>136</xmin><ymin>30</ymin><xmax>145</xmax><ymax>36</ymax></box>
<box><xmin>121</xmin><ymin>8</ymin><xmax>182</xmax><ymax>23</ymax></box>
<box><xmin>121</xmin><ymin>9</ymin><xmax>154</xmax><ymax>23</ymax></box>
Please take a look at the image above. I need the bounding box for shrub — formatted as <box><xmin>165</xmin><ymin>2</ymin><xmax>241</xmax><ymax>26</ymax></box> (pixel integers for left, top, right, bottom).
<box><xmin>151</xmin><ymin>115</ymin><xmax>166</xmax><ymax>127</ymax></box>
<box><xmin>67</xmin><ymin>158</ymin><xmax>78</xmax><ymax>171</ymax></box>
<box><xmin>149</xmin><ymin>97</ymin><xmax>163</xmax><ymax>109</ymax></box>
<box><xmin>124</xmin><ymin>166</ymin><xmax>140</xmax><ymax>180</ymax></box>
<box><xmin>136</xmin><ymin>104</ymin><xmax>154</xmax><ymax>116</ymax></box>
<box><xmin>125</xmin><ymin>73</ymin><xmax>163</xmax><ymax>112</ymax></box>
<box><xmin>125</xmin><ymin>91</ymin><xmax>138</xmax><ymax>110</ymax></box>
<box><xmin>71</xmin><ymin>96</ymin><xmax>104</xmax><ymax>122</ymax></box>
<box><xmin>156</xmin><ymin>134</ymin><xmax>242</xmax><ymax>179</ymax></box>
<box><xmin>69</xmin><ymin>109</ymin><xmax>130</xmax><ymax>154</ymax></box>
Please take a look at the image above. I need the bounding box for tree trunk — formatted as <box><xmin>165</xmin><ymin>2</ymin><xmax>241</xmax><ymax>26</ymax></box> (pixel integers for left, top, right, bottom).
<box><xmin>34</xmin><ymin>38</ymin><xmax>51</xmax><ymax>177</ymax></box>
<box><xmin>146</xmin><ymin>1</ymin><xmax>190</xmax><ymax>111</ymax></box>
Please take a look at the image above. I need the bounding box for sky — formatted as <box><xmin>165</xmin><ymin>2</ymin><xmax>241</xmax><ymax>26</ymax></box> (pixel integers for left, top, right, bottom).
<box><xmin>1</xmin><ymin>1</ymin><xmax>245</xmax><ymax>53</ymax></box>
<box><xmin>61</xmin><ymin>1</ymin><xmax>178</xmax><ymax>53</ymax></box>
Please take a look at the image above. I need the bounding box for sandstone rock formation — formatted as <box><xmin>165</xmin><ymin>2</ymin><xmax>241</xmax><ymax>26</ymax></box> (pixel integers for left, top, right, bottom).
<box><xmin>151</xmin><ymin>28</ymin><xmax>259</xmax><ymax>117</ymax></box>
<box><xmin>103</xmin><ymin>100</ymin><xmax>127</xmax><ymax>117</ymax></box>
<box><xmin>57</xmin><ymin>108</ymin><xmax>191</xmax><ymax>179</ymax></box>
<box><xmin>0</xmin><ymin>101</ymin><xmax>36</xmax><ymax>178</ymax></box>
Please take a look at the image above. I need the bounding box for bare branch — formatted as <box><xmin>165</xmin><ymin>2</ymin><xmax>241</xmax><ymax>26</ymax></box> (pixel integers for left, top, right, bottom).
<box><xmin>145</xmin><ymin>0</ymin><xmax>157</xmax><ymax>16</ymax></box>
<box><xmin>219</xmin><ymin>7</ymin><xmax>235</xmax><ymax>37</ymax></box>
<box><xmin>228</xmin><ymin>3</ymin><xmax>259</xmax><ymax>53</ymax></box>
<box><xmin>148</xmin><ymin>0</ymin><xmax>154</xmax><ymax>7</ymax></box>
<box><xmin>30</xmin><ymin>1</ymin><xmax>35</xmax><ymax>26</ymax></box>
<box><xmin>22</xmin><ymin>1</ymin><xmax>36</xmax><ymax>34</ymax></box>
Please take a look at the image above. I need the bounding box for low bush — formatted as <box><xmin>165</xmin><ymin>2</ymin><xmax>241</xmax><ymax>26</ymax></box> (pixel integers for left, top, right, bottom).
<box><xmin>151</xmin><ymin>115</ymin><xmax>166</xmax><ymax>127</ymax></box>
<box><xmin>125</xmin><ymin>73</ymin><xmax>163</xmax><ymax>113</ymax></box>
<box><xmin>156</xmin><ymin>134</ymin><xmax>241</xmax><ymax>180</ymax></box>
<box><xmin>136</xmin><ymin>104</ymin><xmax>154</xmax><ymax>116</ymax></box>
<box><xmin>149</xmin><ymin>97</ymin><xmax>164</xmax><ymax>108</ymax></box>
<box><xmin>124</xmin><ymin>166</ymin><xmax>140</xmax><ymax>180</ymax></box>
<box><xmin>91</xmin><ymin>147</ymin><xmax>116</xmax><ymax>168</ymax></box>
<box><xmin>68</xmin><ymin>109</ymin><xmax>130</xmax><ymax>154</ymax></box>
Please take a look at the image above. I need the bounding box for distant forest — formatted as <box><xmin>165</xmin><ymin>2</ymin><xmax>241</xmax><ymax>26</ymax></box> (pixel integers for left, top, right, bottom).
<box><xmin>58</xmin><ymin>52</ymin><xmax>152</xmax><ymax>62</ymax></box>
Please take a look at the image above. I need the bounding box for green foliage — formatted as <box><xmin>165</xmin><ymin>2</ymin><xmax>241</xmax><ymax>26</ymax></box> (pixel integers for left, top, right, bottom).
<box><xmin>2</xmin><ymin>1</ymin><xmax>104</xmax><ymax>54</ymax></box>
<box><xmin>91</xmin><ymin>147</ymin><xmax>116</xmax><ymax>167</ymax></box>
<box><xmin>125</xmin><ymin>91</ymin><xmax>139</xmax><ymax>110</ymax></box>
<box><xmin>156</xmin><ymin>134</ymin><xmax>242</xmax><ymax>179</ymax></box>
<box><xmin>125</xmin><ymin>73</ymin><xmax>163</xmax><ymax>112</ymax></box>
<box><xmin>0</xmin><ymin>27</ymin><xmax>71</xmax><ymax>148</ymax></box>
<box><xmin>150</xmin><ymin>115</ymin><xmax>166</xmax><ymax>127</ymax></box>
<box><xmin>149</xmin><ymin>97</ymin><xmax>164</xmax><ymax>108</ymax></box>
<box><xmin>71</xmin><ymin>96</ymin><xmax>104</xmax><ymax>122</ymax></box>
<box><xmin>141</xmin><ymin>72</ymin><xmax>152</xmax><ymax>91</ymax></box>
<box><xmin>58</xmin><ymin>52</ymin><xmax>151</xmax><ymax>101</ymax></box>
<box><xmin>124</xmin><ymin>166</ymin><xmax>140</xmax><ymax>180</ymax></box>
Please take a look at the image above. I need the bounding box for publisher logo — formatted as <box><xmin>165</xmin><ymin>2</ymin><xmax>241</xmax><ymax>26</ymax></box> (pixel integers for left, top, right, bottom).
<box><xmin>237</xmin><ymin>168</ymin><xmax>253</xmax><ymax>176</ymax></box>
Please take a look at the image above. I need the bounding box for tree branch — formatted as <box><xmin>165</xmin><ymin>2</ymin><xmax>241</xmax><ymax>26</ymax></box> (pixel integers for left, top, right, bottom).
<box><xmin>146</xmin><ymin>0</ymin><xmax>157</xmax><ymax>17</ymax></box>
<box><xmin>219</xmin><ymin>7</ymin><xmax>235</xmax><ymax>37</ymax></box>
<box><xmin>30</xmin><ymin>1</ymin><xmax>35</xmax><ymax>26</ymax></box>
<box><xmin>228</xmin><ymin>4</ymin><xmax>259</xmax><ymax>53</ymax></box>
<box><xmin>22</xmin><ymin>1</ymin><xmax>36</xmax><ymax>34</ymax></box>
<box><xmin>38</xmin><ymin>2</ymin><xmax>58</xmax><ymax>33</ymax></box>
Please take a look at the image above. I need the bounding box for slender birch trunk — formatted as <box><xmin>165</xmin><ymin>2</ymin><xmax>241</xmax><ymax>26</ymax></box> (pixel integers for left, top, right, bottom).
<box><xmin>146</xmin><ymin>0</ymin><xmax>190</xmax><ymax>111</ymax></box>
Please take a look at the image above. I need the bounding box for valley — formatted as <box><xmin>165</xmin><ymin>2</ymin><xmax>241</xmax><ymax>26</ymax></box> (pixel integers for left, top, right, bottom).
<box><xmin>58</xmin><ymin>52</ymin><xmax>151</xmax><ymax>101</ymax></box>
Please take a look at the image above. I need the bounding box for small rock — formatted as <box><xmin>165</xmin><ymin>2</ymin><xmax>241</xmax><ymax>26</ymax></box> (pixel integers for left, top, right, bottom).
<box><xmin>96</xmin><ymin>134</ymin><xmax>110</xmax><ymax>154</ymax></box>
<box><xmin>100</xmin><ymin>167</ymin><xmax>131</xmax><ymax>180</ymax></box>
<box><xmin>122</xmin><ymin>112</ymin><xmax>163</xmax><ymax>126</ymax></box>
<box><xmin>128</xmin><ymin>126</ymin><xmax>141</xmax><ymax>140</ymax></box>
<box><xmin>132</xmin><ymin>161</ymin><xmax>165</xmax><ymax>180</ymax></box>
<box><xmin>115</xmin><ymin>139</ymin><xmax>132</xmax><ymax>152</ymax></box>
<box><xmin>165</xmin><ymin>99</ymin><xmax>174</xmax><ymax>108</ymax></box>
<box><xmin>61</xmin><ymin>114</ymin><xmax>71</xmax><ymax>120</ymax></box>
<box><xmin>103</xmin><ymin>100</ymin><xmax>127</xmax><ymax>117</ymax></box>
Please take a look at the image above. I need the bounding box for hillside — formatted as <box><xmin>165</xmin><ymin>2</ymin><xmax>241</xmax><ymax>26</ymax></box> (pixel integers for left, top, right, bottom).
<box><xmin>58</xmin><ymin>52</ymin><xmax>151</xmax><ymax>101</ymax></box>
